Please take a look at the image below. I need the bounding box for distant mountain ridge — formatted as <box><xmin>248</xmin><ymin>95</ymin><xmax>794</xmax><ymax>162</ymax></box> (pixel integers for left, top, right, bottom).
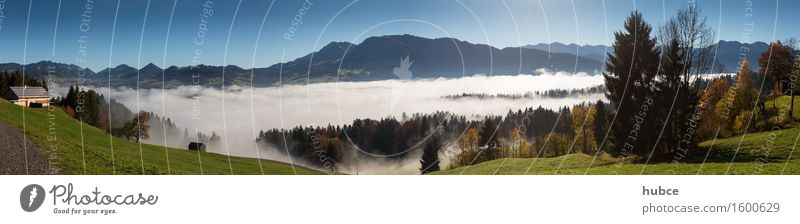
<box><xmin>0</xmin><ymin>36</ymin><xmax>768</xmax><ymax>89</ymax></box>
<box><xmin>710</xmin><ymin>40</ymin><xmax>769</xmax><ymax>72</ymax></box>
<box><xmin>523</xmin><ymin>42</ymin><xmax>610</xmax><ymax>64</ymax></box>
<box><xmin>524</xmin><ymin>40</ymin><xmax>769</xmax><ymax>73</ymax></box>
<box><xmin>0</xmin><ymin>61</ymin><xmax>94</xmax><ymax>79</ymax></box>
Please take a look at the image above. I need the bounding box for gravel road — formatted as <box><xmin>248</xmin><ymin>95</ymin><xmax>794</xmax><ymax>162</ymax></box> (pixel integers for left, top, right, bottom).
<box><xmin>0</xmin><ymin>122</ymin><xmax>58</xmax><ymax>174</ymax></box>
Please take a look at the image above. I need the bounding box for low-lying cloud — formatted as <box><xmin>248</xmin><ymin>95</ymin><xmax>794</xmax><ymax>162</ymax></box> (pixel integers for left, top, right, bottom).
<box><xmin>52</xmin><ymin>71</ymin><xmax>604</xmax><ymax>173</ymax></box>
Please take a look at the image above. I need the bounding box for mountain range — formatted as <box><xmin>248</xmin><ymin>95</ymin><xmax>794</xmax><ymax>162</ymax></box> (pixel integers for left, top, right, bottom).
<box><xmin>0</xmin><ymin>35</ymin><xmax>769</xmax><ymax>89</ymax></box>
<box><xmin>524</xmin><ymin>40</ymin><xmax>769</xmax><ymax>73</ymax></box>
<box><xmin>523</xmin><ymin>43</ymin><xmax>610</xmax><ymax>64</ymax></box>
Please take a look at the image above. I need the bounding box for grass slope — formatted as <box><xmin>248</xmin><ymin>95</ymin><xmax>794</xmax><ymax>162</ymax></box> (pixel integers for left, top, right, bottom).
<box><xmin>0</xmin><ymin>101</ymin><xmax>323</xmax><ymax>175</ymax></box>
<box><xmin>433</xmin><ymin>153</ymin><xmax>625</xmax><ymax>175</ymax></box>
<box><xmin>432</xmin><ymin>124</ymin><xmax>800</xmax><ymax>175</ymax></box>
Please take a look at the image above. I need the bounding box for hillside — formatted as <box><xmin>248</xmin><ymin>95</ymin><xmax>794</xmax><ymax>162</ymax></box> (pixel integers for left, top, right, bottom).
<box><xmin>0</xmin><ymin>100</ymin><xmax>324</xmax><ymax>175</ymax></box>
<box><xmin>432</xmin><ymin>125</ymin><xmax>800</xmax><ymax>175</ymax></box>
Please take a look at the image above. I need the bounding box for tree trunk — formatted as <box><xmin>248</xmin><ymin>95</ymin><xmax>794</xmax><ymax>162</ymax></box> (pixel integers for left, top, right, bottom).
<box><xmin>789</xmin><ymin>92</ymin><xmax>794</xmax><ymax>120</ymax></box>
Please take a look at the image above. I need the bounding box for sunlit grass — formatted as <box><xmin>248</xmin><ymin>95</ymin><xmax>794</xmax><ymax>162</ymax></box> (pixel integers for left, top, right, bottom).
<box><xmin>0</xmin><ymin>100</ymin><xmax>323</xmax><ymax>175</ymax></box>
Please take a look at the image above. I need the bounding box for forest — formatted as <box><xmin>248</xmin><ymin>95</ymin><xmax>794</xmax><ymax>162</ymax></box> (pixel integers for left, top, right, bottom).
<box><xmin>442</xmin><ymin>85</ymin><xmax>606</xmax><ymax>100</ymax></box>
<box><xmin>0</xmin><ymin>70</ymin><xmax>49</xmax><ymax>97</ymax></box>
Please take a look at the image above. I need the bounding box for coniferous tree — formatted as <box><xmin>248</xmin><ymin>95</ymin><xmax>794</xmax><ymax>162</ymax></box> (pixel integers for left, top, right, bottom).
<box><xmin>653</xmin><ymin>38</ymin><xmax>686</xmax><ymax>158</ymax></box>
<box><xmin>478</xmin><ymin>116</ymin><xmax>500</xmax><ymax>162</ymax></box>
<box><xmin>651</xmin><ymin>6</ymin><xmax>714</xmax><ymax>160</ymax></box>
<box><xmin>593</xmin><ymin>100</ymin><xmax>608</xmax><ymax>149</ymax></box>
<box><xmin>603</xmin><ymin>11</ymin><xmax>660</xmax><ymax>157</ymax></box>
<box><xmin>419</xmin><ymin>133</ymin><xmax>441</xmax><ymax>174</ymax></box>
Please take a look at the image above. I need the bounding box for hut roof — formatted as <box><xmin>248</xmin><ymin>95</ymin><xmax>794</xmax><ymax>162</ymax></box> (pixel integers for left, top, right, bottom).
<box><xmin>8</xmin><ymin>87</ymin><xmax>49</xmax><ymax>99</ymax></box>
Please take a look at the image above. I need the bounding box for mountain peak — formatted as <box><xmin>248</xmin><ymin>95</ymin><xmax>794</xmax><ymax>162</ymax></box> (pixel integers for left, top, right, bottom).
<box><xmin>361</xmin><ymin>34</ymin><xmax>429</xmax><ymax>45</ymax></box>
<box><xmin>141</xmin><ymin>63</ymin><xmax>161</xmax><ymax>70</ymax></box>
<box><xmin>139</xmin><ymin>63</ymin><xmax>163</xmax><ymax>74</ymax></box>
<box><xmin>320</xmin><ymin>41</ymin><xmax>354</xmax><ymax>51</ymax></box>
<box><xmin>114</xmin><ymin>64</ymin><xmax>135</xmax><ymax>70</ymax></box>
<box><xmin>142</xmin><ymin>63</ymin><xmax>160</xmax><ymax>69</ymax></box>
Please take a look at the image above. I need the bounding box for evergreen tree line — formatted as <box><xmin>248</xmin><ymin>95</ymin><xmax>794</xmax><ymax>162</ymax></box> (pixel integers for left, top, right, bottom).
<box><xmin>604</xmin><ymin>7</ymin><xmax>798</xmax><ymax>162</ymax></box>
<box><xmin>0</xmin><ymin>70</ymin><xmax>48</xmax><ymax>97</ymax></box>
<box><xmin>442</xmin><ymin>85</ymin><xmax>605</xmax><ymax>100</ymax></box>
<box><xmin>56</xmin><ymin>85</ymin><xmax>109</xmax><ymax>129</ymax></box>
<box><xmin>603</xmin><ymin>8</ymin><xmax>715</xmax><ymax>161</ymax></box>
<box><xmin>256</xmin><ymin>103</ymin><xmax>611</xmax><ymax>172</ymax></box>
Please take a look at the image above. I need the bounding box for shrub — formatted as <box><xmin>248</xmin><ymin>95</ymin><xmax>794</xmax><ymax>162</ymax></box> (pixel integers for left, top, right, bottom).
<box><xmin>733</xmin><ymin>111</ymin><xmax>754</xmax><ymax>134</ymax></box>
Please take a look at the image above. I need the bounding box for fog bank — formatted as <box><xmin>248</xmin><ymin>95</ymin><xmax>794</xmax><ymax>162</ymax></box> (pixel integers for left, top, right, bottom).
<box><xmin>52</xmin><ymin>71</ymin><xmax>603</xmax><ymax>173</ymax></box>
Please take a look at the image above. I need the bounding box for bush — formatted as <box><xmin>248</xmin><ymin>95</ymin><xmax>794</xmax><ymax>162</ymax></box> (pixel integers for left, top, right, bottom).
<box><xmin>733</xmin><ymin>111</ymin><xmax>754</xmax><ymax>134</ymax></box>
<box><xmin>768</xmin><ymin>113</ymin><xmax>791</xmax><ymax>128</ymax></box>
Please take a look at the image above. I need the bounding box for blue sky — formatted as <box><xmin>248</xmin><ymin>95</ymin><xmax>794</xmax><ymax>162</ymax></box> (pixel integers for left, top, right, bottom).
<box><xmin>0</xmin><ymin>0</ymin><xmax>797</xmax><ymax>71</ymax></box>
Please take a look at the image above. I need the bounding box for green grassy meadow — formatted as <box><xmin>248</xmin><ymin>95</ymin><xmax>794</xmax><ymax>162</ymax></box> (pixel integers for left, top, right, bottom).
<box><xmin>433</xmin><ymin>97</ymin><xmax>800</xmax><ymax>175</ymax></box>
<box><xmin>434</xmin><ymin>131</ymin><xmax>800</xmax><ymax>175</ymax></box>
<box><xmin>0</xmin><ymin>100</ymin><xmax>324</xmax><ymax>175</ymax></box>
<box><xmin>4</xmin><ymin>96</ymin><xmax>799</xmax><ymax>175</ymax></box>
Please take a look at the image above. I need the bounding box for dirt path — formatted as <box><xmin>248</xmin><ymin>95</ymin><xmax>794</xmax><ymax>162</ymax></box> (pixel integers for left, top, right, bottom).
<box><xmin>0</xmin><ymin>122</ymin><xmax>58</xmax><ymax>174</ymax></box>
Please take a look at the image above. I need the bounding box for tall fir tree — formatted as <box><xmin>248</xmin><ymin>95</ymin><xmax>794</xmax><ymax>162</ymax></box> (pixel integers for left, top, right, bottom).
<box><xmin>593</xmin><ymin>100</ymin><xmax>608</xmax><ymax>150</ymax></box>
<box><xmin>602</xmin><ymin>11</ymin><xmax>660</xmax><ymax>157</ymax></box>
<box><xmin>419</xmin><ymin>133</ymin><xmax>441</xmax><ymax>174</ymax></box>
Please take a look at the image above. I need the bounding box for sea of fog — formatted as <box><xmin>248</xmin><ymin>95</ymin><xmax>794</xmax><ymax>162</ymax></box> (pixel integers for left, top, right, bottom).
<box><xmin>52</xmin><ymin>71</ymin><xmax>604</xmax><ymax>172</ymax></box>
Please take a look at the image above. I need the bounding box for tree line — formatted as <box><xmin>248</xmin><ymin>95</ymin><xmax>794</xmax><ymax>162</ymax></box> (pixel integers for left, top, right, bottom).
<box><xmin>604</xmin><ymin>7</ymin><xmax>798</xmax><ymax>162</ymax></box>
<box><xmin>0</xmin><ymin>70</ymin><xmax>49</xmax><ymax>97</ymax></box>
<box><xmin>256</xmin><ymin>103</ymin><xmax>611</xmax><ymax>173</ymax></box>
<box><xmin>442</xmin><ymin>85</ymin><xmax>605</xmax><ymax>100</ymax></box>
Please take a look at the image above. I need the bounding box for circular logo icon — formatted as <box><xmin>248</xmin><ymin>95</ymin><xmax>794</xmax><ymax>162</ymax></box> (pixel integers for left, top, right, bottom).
<box><xmin>20</xmin><ymin>184</ymin><xmax>45</xmax><ymax>212</ymax></box>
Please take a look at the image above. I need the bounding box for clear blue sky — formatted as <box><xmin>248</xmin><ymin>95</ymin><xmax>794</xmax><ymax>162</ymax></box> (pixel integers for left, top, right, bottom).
<box><xmin>0</xmin><ymin>0</ymin><xmax>797</xmax><ymax>71</ymax></box>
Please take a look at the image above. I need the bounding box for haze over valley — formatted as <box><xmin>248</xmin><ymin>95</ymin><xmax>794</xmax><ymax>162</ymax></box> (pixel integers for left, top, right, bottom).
<box><xmin>50</xmin><ymin>70</ymin><xmax>603</xmax><ymax>164</ymax></box>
